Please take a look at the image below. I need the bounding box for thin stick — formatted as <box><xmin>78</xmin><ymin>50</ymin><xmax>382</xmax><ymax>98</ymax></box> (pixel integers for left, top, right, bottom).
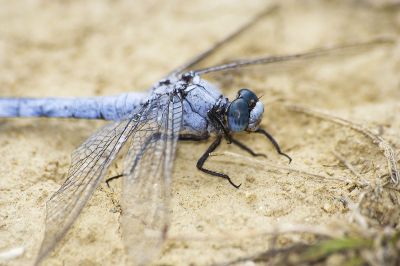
<box><xmin>168</xmin><ymin>222</ymin><xmax>346</xmax><ymax>242</ymax></box>
<box><xmin>332</xmin><ymin>150</ymin><xmax>369</xmax><ymax>186</ymax></box>
<box><xmin>340</xmin><ymin>195</ymin><xmax>369</xmax><ymax>232</ymax></box>
<box><xmin>211</xmin><ymin>151</ymin><xmax>362</xmax><ymax>185</ymax></box>
<box><xmin>287</xmin><ymin>104</ymin><xmax>399</xmax><ymax>185</ymax></box>
<box><xmin>0</xmin><ymin>246</ymin><xmax>25</xmax><ymax>261</ymax></box>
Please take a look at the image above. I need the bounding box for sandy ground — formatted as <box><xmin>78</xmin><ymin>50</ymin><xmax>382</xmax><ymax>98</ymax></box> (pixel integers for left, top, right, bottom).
<box><xmin>1</xmin><ymin>0</ymin><xmax>400</xmax><ymax>265</ymax></box>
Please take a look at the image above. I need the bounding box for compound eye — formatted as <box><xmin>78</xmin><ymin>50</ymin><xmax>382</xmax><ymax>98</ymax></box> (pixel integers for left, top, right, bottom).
<box><xmin>227</xmin><ymin>98</ymin><xmax>249</xmax><ymax>132</ymax></box>
<box><xmin>238</xmin><ymin>88</ymin><xmax>258</xmax><ymax>109</ymax></box>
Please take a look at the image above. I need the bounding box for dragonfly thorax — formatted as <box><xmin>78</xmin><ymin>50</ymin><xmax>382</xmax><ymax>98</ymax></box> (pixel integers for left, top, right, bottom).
<box><xmin>226</xmin><ymin>88</ymin><xmax>264</xmax><ymax>132</ymax></box>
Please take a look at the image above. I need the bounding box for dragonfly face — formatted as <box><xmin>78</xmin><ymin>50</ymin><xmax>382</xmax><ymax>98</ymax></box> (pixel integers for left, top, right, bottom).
<box><xmin>177</xmin><ymin>72</ymin><xmax>265</xmax><ymax>137</ymax></box>
<box><xmin>226</xmin><ymin>88</ymin><xmax>264</xmax><ymax>132</ymax></box>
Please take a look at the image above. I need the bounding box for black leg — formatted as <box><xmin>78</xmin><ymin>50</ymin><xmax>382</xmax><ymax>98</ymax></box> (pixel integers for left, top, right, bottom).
<box><xmin>106</xmin><ymin>174</ymin><xmax>124</xmax><ymax>188</ymax></box>
<box><xmin>106</xmin><ymin>133</ymin><xmax>162</xmax><ymax>187</ymax></box>
<box><xmin>208</xmin><ymin>106</ymin><xmax>232</xmax><ymax>143</ymax></box>
<box><xmin>196</xmin><ymin>135</ymin><xmax>241</xmax><ymax>189</ymax></box>
<box><xmin>256</xmin><ymin>128</ymin><xmax>292</xmax><ymax>163</ymax></box>
<box><xmin>231</xmin><ymin>138</ymin><xmax>267</xmax><ymax>158</ymax></box>
<box><xmin>179</xmin><ymin>133</ymin><xmax>209</xmax><ymax>141</ymax></box>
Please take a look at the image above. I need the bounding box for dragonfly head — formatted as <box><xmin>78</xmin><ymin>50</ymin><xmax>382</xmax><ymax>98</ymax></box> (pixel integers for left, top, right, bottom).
<box><xmin>226</xmin><ymin>88</ymin><xmax>264</xmax><ymax>132</ymax></box>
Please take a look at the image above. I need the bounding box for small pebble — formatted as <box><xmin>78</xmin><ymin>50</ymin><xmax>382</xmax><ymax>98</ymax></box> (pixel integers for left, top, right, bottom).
<box><xmin>322</xmin><ymin>202</ymin><xmax>333</xmax><ymax>213</ymax></box>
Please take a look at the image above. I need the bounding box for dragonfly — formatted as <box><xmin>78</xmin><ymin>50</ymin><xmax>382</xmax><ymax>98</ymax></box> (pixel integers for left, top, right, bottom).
<box><xmin>0</xmin><ymin>6</ymin><xmax>391</xmax><ymax>266</ymax></box>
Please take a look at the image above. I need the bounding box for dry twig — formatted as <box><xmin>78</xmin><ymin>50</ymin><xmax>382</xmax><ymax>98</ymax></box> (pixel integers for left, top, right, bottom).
<box><xmin>332</xmin><ymin>150</ymin><xmax>369</xmax><ymax>186</ymax></box>
<box><xmin>169</xmin><ymin>222</ymin><xmax>346</xmax><ymax>242</ymax></box>
<box><xmin>211</xmin><ymin>151</ymin><xmax>363</xmax><ymax>186</ymax></box>
<box><xmin>286</xmin><ymin>104</ymin><xmax>399</xmax><ymax>185</ymax></box>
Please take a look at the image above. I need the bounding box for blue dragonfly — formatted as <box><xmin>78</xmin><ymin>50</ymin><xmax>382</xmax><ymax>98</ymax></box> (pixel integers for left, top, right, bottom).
<box><xmin>0</xmin><ymin>6</ymin><xmax>390</xmax><ymax>265</ymax></box>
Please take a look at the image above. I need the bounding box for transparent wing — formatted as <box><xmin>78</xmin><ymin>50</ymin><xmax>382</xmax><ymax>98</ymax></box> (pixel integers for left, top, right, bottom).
<box><xmin>36</xmin><ymin>104</ymin><xmax>149</xmax><ymax>264</ymax></box>
<box><xmin>121</xmin><ymin>91</ymin><xmax>182</xmax><ymax>265</ymax></box>
<box><xmin>192</xmin><ymin>38</ymin><xmax>392</xmax><ymax>76</ymax></box>
<box><xmin>171</xmin><ymin>5</ymin><xmax>393</xmax><ymax>96</ymax></box>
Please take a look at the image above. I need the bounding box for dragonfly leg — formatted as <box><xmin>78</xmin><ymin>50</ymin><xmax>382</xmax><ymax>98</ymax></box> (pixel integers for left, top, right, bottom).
<box><xmin>256</xmin><ymin>128</ymin><xmax>292</xmax><ymax>163</ymax></box>
<box><xmin>208</xmin><ymin>105</ymin><xmax>232</xmax><ymax>143</ymax></box>
<box><xmin>105</xmin><ymin>132</ymin><xmax>163</xmax><ymax>187</ymax></box>
<box><xmin>179</xmin><ymin>133</ymin><xmax>209</xmax><ymax>141</ymax></box>
<box><xmin>230</xmin><ymin>137</ymin><xmax>267</xmax><ymax>158</ymax></box>
<box><xmin>196</xmin><ymin>135</ymin><xmax>241</xmax><ymax>189</ymax></box>
<box><xmin>106</xmin><ymin>174</ymin><xmax>124</xmax><ymax>188</ymax></box>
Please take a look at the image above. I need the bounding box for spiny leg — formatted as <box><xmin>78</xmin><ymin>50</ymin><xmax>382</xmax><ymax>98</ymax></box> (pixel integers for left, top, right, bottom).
<box><xmin>106</xmin><ymin>133</ymin><xmax>210</xmax><ymax>187</ymax></box>
<box><xmin>179</xmin><ymin>133</ymin><xmax>209</xmax><ymax>141</ymax></box>
<box><xmin>106</xmin><ymin>174</ymin><xmax>124</xmax><ymax>188</ymax></box>
<box><xmin>208</xmin><ymin>106</ymin><xmax>232</xmax><ymax>143</ymax></box>
<box><xmin>256</xmin><ymin>128</ymin><xmax>292</xmax><ymax>163</ymax></box>
<box><xmin>196</xmin><ymin>135</ymin><xmax>241</xmax><ymax>189</ymax></box>
<box><xmin>231</xmin><ymin>138</ymin><xmax>267</xmax><ymax>158</ymax></box>
<box><xmin>105</xmin><ymin>132</ymin><xmax>161</xmax><ymax>187</ymax></box>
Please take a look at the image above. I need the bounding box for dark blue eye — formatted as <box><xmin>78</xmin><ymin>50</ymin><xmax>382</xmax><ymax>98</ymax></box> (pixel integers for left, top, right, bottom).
<box><xmin>238</xmin><ymin>88</ymin><xmax>258</xmax><ymax>108</ymax></box>
<box><xmin>227</xmin><ymin>98</ymin><xmax>249</xmax><ymax>132</ymax></box>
